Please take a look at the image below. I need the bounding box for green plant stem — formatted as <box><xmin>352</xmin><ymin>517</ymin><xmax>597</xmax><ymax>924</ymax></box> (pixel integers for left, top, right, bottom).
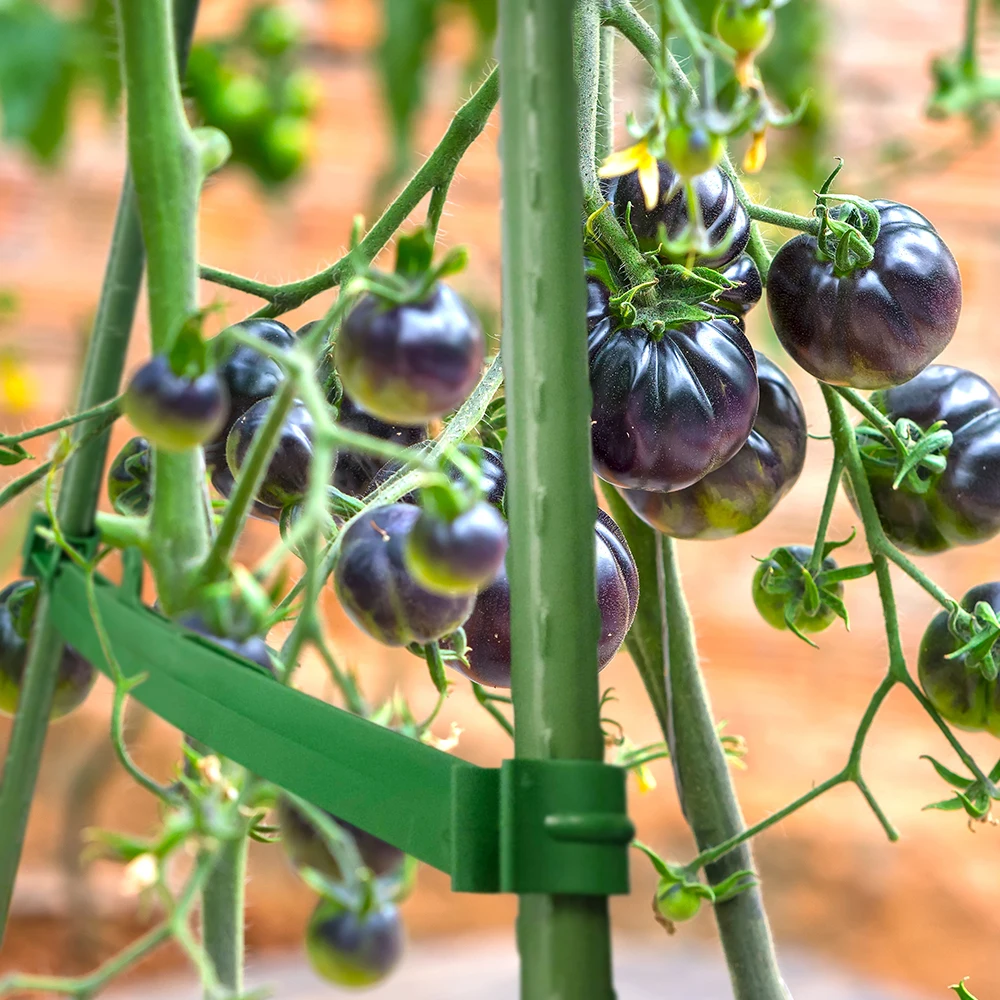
<box><xmin>200</xmin><ymin>68</ymin><xmax>499</xmax><ymax>316</ymax></box>
<box><xmin>597</xmin><ymin>26</ymin><xmax>615</xmax><ymax>160</ymax></box>
<box><xmin>881</xmin><ymin>544</ymin><xmax>958</xmax><ymax>609</ymax></box>
<box><xmin>824</xmin><ymin>384</ymin><xmax>996</xmax><ymax>793</ymax></box>
<box><xmin>502</xmin><ymin>2</ymin><xmax>615</xmax><ymax>997</ymax></box>
<box><xmin>832</xmin><ymin>385</ymin><xmax>903</xmax><ymax>451</ymax></box>
<box><xmin>961</xmin><ymin>0</ymin><xmax>980</xmax><ymax>76</ymax></box>
<box><xmin>660</xmin><ymin>537</ymin><xmax>788</xmax><ymax>1000</ymax></box>
<box><xmin>199</xmin><ymin>380</ymin><xmax>297</xmax><ymax>584</ymax></box>
<box><xmin>808</xmin><ymin>453</ymin><xmax>843</xmax><ymax>575</ymax></box>
<box><xmin>747</xmin><ymin>203</ymin><xmax>822</xmax><ymax>235</ymax></box>
<box><xmin>200</xmin><ymin>835</ymin><xmax>248</xmax><ymax>997</ymax></box>
<box><xmin>119</xmin><ymin>0</ymin><xmax>210</xmax><ymax>612</ymax></box>
<box><xmin>94</xmin><ymin>512</ymin><xmax>148</xmax><ymax>550</ymax></box>
<box><xmin>0</xmin><ymin>397</ymin><xmax>123</xmax><ymax>447</ymax></box>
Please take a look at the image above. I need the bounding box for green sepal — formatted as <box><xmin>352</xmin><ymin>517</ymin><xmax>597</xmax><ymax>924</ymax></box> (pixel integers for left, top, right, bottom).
<box><xmin>951</xmin><ymin>979</ymin><xmax>980</xmax><ymax>1000</ymax></box>
<box><xmin>711</xmin><ymin>868</ymin><xmax>758</xmax><ymax>904</ymax></box>
<box><xmin>168</xmin><ymin>308</ymin><xmax>216</xmax><ymax>377</ymax></box>
<box><xmin>0</xmin><ymin>438</ymin><xmax>31</xmax><ymax>466</ymax></box>
<box><xmin>920</xmin><ymin>754</ymin><xmax>974</xmax><ymax>790</ymax></box>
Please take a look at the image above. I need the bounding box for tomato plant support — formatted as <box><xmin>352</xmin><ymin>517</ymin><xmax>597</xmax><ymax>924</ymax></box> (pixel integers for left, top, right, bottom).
<box><xmin>500</xmin><ymin>1</ymin><xmax>614</xmax><ymax>997</ymax></box>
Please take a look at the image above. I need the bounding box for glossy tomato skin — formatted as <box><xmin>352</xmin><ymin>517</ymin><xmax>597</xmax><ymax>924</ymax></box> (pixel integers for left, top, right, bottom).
<box><xmin>621</xmin><ymin>353</ymin><xmax>806</xmax><ymax>539</ymax></box>
<box><xmin>276</xmin><ymin>796</ymin><xmax>404</xmax><ymax>880</ymax></box>
<box><xmin>918</xmin><ymin>582</ymin><xmax>1000</xmax><ymax>736</ymax></box>
<box><xmin>613</xmin><ymin>160</ymin><xmax>750</xmax><ymax>268</ymax></box>
<box><xmin>767</xmin><ymin>201</ymin><xmax>961</xmax><ymax>389</ymax></box>
<box><xmin>847</xmin><ymin>365</ymin><xmax>1000</xmax><ymax>555</ymax></box>
<box><xmin>332</xmin><ymin>392</ymin><xmax>426</xmax><ymax>499</ymax></box>
<box><xmin>460</xmin><ymin>510</ymin><xmax>639</xmax><ymax>688</ymax></box>
<box><xmin>306</xmin><ymin>897</ymin><xmax>403</xmax><ymax>988</ymax></box>
<box><xmin>124</xmin><ymin>356</ymin><xmax>228</xmax><ymax>452</ymax></box>
<box><xmin>209</xmin><ymin>463</ymin><xmax>282</xmax><ymax>523</ymax></box>
<box><xmin>205</xmin><ymin>319</ymin><xmax>295</xmax><ymax>464</ymax></box>
<box><xmin>404</xmin><ymin>502</ymin><xmax>508</xmax><ymax>596</ymax></box>
<box><xmin>588</xmin><ymin>299</ymin><xmax>759</xmax><ymax>492</ymax></box>
<box><xmin>337</xmin><ymin>283</ymin><xmax>485</xmax><ymax>425</ymax></box>
<box><xmin>107</xmin><ymin>436</ymin><xmax>151</xmax><ymax>516</ymax></box>
<box><xmin>178</xmin><ymin>612</ymin><xmax>275</xmax><ymax>675</ymax></box>
<box><xmin>0</xmin><ymin>580</ymin><xmax>95</xmax><ymax>720</ymax></box>
<box><xmin>717</xmin><ymin>255</ymin><xmax>763</xmax><ymax>315</ymax></box>
<box><xmin>335</xmin><ymin>504</ymin><xmax>475</xmax><ymax>646</ymax></box>
<box><xmin>226</xmin><ymin>398</ymin><xmax>314</xmax><ymax>508</ymax></box>
<box><xmin>752</xmin><ymin>545</ymin><xmax>841</xmax><ymax>635</ymax></box>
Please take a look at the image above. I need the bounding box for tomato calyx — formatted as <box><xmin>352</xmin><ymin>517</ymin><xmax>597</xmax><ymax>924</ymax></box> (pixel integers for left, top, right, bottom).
<box><xmin>4</xmin><ymin>579</ymin><xmax>39</xmax><ymax>642</ymax></box>
<box><xmin>346</xmin><ymin>226</ymin><xmax>468</xmax><ymax>309</ymax></box>
<box><xmin>943</xmin><ymin>599</ymin><xmax>1000</xmax><ymax>683</ymax></box>
<box><xmin>856</xmin><ymin>416</ymin><xmax>953</xmax><ymax>497</ymax></box>
<box><xmin>634</xmin><ymin>841</ymin><xmax>757</xmax><ymax>933</ymax></box>
<box><xmin>809</xmin><ymin>161</ymin><xmax>882</xmax><ymax>276</ymax></box>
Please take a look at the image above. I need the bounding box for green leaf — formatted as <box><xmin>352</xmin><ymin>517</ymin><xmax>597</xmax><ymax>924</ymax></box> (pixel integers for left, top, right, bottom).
<box><xmin>0</xmin><ymin>0</ymin><xmax>76</xmax><ymax>162</ymax></box>
<box><xmin>81</xmin><ymin>0</ymin><xmax>121</xmax><ymax>110</ymax></box>
<box><xmin>920</xmin><ymin>755</ymin><xmax>973</xmax><ymax>790</ymax></box>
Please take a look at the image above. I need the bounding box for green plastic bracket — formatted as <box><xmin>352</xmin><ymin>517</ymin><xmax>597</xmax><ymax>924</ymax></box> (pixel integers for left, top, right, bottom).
<box><xmin>39</xmin><ymin>551</ymin><xmax>634</xmax><ymax>896</ymax></box>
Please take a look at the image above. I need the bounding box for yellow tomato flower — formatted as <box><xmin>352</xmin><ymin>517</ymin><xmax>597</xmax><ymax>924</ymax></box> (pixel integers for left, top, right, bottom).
<box><xmin>598</xmin><ymin>139</ymin><xmax>661</xmax><ymax>211</ymax></box>
<box><xmin>743</xmin><ymin>131</ymin><xmax>767</xmax><ymax>174</ymax></box>
<box><xmin>0</xmin><ymin>355</ymin><xmax>37</xmax><ymax>414</ymax></box>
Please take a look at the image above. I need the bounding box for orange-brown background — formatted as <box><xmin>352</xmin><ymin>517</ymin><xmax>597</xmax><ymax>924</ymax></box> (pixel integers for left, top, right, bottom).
<box><xmin>2</xmin><ymin>0</ymin><xmax>1000</xmax><ymax>995</ymax></box>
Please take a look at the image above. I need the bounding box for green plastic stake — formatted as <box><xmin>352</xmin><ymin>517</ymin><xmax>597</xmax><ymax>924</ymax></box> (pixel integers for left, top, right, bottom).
<box><xmin>33</xmin><ymin>554</ymin><xmax>632</xmax><ymax>896</ymax></box>
<box><xmin>499</xmin><ymin>0</ymin><xmax>622</xmax><ymax>997</ymax></box>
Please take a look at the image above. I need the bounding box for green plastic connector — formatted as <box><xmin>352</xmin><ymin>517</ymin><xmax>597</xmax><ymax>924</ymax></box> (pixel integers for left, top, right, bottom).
<box><xmin>41</xmin><ymin>555</ymin><xmax>633</xmax><ymax>897</ymax></box>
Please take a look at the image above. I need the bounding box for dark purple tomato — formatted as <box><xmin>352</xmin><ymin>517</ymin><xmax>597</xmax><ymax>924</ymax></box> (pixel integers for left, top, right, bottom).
<box><xmin>305</xmin><ymin>897</ymin><xmax>403</xmax><ymax>988</ymax></box>
<box><xmin>332</xmin><ymin>392</ymin><xmax>426</xmax><ymax>499</ymax></box>
<box><xmin>209</xmin><ymin>462</ymin><xmax>282</xmax><ymax>523</ymax></box>
<box><xmin>404</xmin><ymin>502</ymin><xmax>508</xmax><ymax>596</ymax></box>
<box><xmin>334</xmin><ymin>504</ymin><xmax>475</xmax><ymax>646</ymax></box>
<box><xmin>752</xmin><ymin>545</ymin><xmax>841</xmax><ymax>635</ymax></box>
<box><xmin>124</xmin><ymin>356</ymin><xmax>228</xmax><ymax>452</ymax></box>
<box><xmin>276</xmin><ymin>795</ymin><xmax>404</xmax><ymax>880</ymax></box>
<box><xmin>588</xmin><ymin>293</ymin><xmax>759</xmax><ymax>492</ymax></box>
<box><xmin>107</xmin><ymin>436</ymin><xmax>151</xmax><ymax>516</ymax></box>
<box><xmin>767</xmin><ymin>201</ymin><xmax>962</xmax><ymax>389</ymax></box>
<box><xmin>178</xmin><ymin>612</ymin><xmax>275</xmax><ymax>675</ymax></box>
<box><xmin>206</xmin><ymin>318</ymin><xmax>296</xmax><ymax>464</ymax></box>
<box><xmin>847</xmin><ymin>365</ymin><xmax>1000</xmax><ymax>555</ymax></box>
<box><xmin>460</xmin><ymin>510</ymin><xmax>639</xmax><ymax>688</ymax></box>
<box><xmin>717</xmin><ymin>255</ymin><xmax>763</xmax><ymax>314</ymax></box>
<box><xmin>620</xmin><ymin>353</ymin><xmax>806</xmax><ymax>539</ymax></box>
<box><xmin>336</xmin><ymin>282</ymin><xmax>485</xmax><ymax>425</ymax></box>
<box><xmin>0</xmin><ymin>580</ymin><xmax>95</xmax><ymax>720</ymax></box>
<box><xmin>918</xmin><ymin>582</ymin><xmax>1000</xmax><ymax>737</ymax></box>
<box><xmin>226</xmin><ymin>398</ymin><xmax>314</xmax><ymax>508</ymax></box>
<box><xmin>613</xmin><ymin>160</ymin><xmax>750</xmax><ymax>268</ymax></box>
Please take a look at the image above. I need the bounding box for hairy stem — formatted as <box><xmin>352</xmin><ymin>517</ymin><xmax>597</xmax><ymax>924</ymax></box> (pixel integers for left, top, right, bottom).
<box><xmin>200</xmin><ymin>835</ymin><xmax>248</xmax><ymax>996</ymax></box>
<box><xmin>661</xmin><ymin>537</ymin><xmax>788</xmax><ymax>1000</ymax></box>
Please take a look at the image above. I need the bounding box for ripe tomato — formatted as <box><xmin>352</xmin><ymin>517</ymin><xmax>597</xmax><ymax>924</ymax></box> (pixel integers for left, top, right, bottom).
<box><xmin>767</xmin><ymin>201</ymin><xmax>962</xmax><ymax>389</ymax></box>
<box><xmin>848</xmin><ymin>365</ymin><xmax>1000</xmax><ymax>555</ymax></box>
<box><xmin>334</xmin><ymin>504</ymin><xmax>475</xmax><ymax>646</ymax></box>
<box><xmin>276</xmin><ymin>796</ymin><xmax>404</xmax><ymax>880</ymax></box>
<box><xmin>305</xmin><ymin>897</ymin><xmax>403</xmax><ymax>988</ymax></box>
<box><xmin>124</xmin><ymin>356</ymin><xmax>228</xmax><ymax>452</ymax></box>
<box><xmin>460</xmin><ymin>510</ymin><xmax>639</xmax><ymax>688</ymax></box>
<box><xmin>918</xmin><ymin>583</ymin><xmax>1000</xmax><ymax>737</ymax></box>
<box><xmin>404</xmin><ymin>502</ymin><xmax>509</xmax><ymax>597</ymax></box>
<box><xmin>620</xmin><ymin>353</ymin><xmax>806</xmax><ymax>539</ymax></box>
<box><xmin>717</xmin><ymin>254</ymin><xmax>763</xmax><ymax>315</ymax></box>
<box><xmin>337</xmin><ymin>283</ymin><xmax>485</xmax><ymax>426</ymax></box>
<box><xmin>0</xmin><ymin>580</ymin><xmax>95</xmax><ymax>720</ymax></box>
<box><xmin>588</xmin><ymin>281</ymin><xmax>759</xmax><ymax>492</ymax></box>
<box><xmin>613</xmin><ymin>160</ymin><xmax>750</xmax><ymax>268</ymax></box>
<box><xmin>226</xmin><ymin>398</ymin><xmax>315</xmax><ymax>508</ymax></box>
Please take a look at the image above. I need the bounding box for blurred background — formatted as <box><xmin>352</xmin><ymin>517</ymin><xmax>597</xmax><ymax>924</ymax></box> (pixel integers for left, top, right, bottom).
<box><xmin>1</xmin><ymin>0</ymin><xmax>1000</xmax><ymax>997</ymax></box>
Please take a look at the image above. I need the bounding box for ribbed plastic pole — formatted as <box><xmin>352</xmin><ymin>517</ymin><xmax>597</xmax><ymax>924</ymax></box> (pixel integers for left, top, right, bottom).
<box><xmin>499</xmin><ymin>2</ymin><xmax>615</xmax><ymax>998</ymax></box>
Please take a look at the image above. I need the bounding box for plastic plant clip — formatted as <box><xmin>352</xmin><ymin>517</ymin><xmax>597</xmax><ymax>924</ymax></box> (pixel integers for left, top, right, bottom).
<box><xmin>21</xmin><ymin>516</ymin><xmax>633</xmax><ymax>897</ymax></box>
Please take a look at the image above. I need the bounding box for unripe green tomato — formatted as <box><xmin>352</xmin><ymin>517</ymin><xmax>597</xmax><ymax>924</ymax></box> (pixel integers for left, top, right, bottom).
<box><xmin>751</xmin><ymin>545</ymin><xmax>841</xmax><ymax>635</ymax></box>
<box><xmin>249</xmin><ymin>4</ymin><xmax>301</xmax><ymax>57</ymax></box>
<box><xmin>261</xmin><ymin>115</ymin><xmax>312</xmax><ymax>182</ymax></box>
<box><xmin>212</xmin><ymin>74</ymin><xmax>270</xmax><ymax>132</ymax></box>
<box><xmin>665</xmin><ymin>125</ymin><xmax>724</xmax><ymax>180</ymax></box>
<box><xmin>282</xmin><ymin>69</ymin><xmax>322</xmax><ymax>117</ymax></box>
<box><xmin>655</xmin><ymin>880</ymin><xmax>702</xmax><ymax>923</ymax></box>
<box><xmin>713</xmin><ymin>1</ymin><xmax>776</xmax><ymax>55</ymax></box>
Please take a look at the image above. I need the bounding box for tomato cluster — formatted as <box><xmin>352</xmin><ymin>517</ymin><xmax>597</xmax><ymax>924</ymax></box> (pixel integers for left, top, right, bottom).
<box><xmin>184</xmin><ymin>3</ymin><xmax>319</xmax><ymax>186</ymax></box>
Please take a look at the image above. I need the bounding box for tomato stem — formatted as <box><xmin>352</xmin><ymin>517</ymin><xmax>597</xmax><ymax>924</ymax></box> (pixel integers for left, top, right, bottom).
<box><xmin>746</xmin><ymin>203</ymin><xmax>822</xmax><ymax>236</ymax></box>
<box><xmin>807</xmin><ymin>452</ymin><xmax>844</xmax><ymax>575</ymax></box>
